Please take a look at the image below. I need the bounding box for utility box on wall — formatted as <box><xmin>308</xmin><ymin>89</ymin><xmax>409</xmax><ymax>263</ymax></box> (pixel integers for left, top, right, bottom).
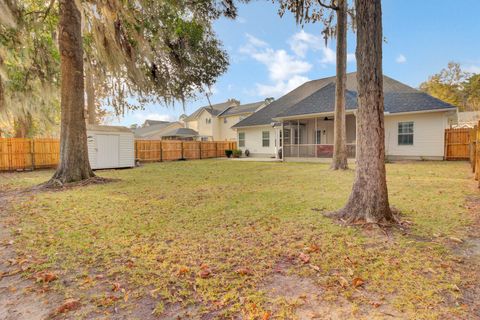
<box><xmin>86</xmin><ymin>125</ymin><xmax>135</xmax><ymax>170</ymax></box>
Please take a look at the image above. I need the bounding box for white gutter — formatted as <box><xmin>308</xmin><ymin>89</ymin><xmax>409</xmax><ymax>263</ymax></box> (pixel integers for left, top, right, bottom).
<box><xmin>273</xmin><ymin>107</ymin><xmax>457</xmax><ymax>121</ymax></box>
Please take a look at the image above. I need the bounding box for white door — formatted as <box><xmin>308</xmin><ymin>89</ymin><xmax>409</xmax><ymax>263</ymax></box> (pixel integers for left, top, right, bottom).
<box><xmin>96</xmin><ymin>134</ymin><xmax>119</xmax><ymax>168</ymax></box>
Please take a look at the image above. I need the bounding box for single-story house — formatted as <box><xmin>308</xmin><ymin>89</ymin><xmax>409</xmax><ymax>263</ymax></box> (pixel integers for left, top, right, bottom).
<box><xmin>133</xmin><ymin>121</ymin><xmax>184</xmax><ymax>140</ymax></box>
<box><xmin>232</xmin><ymin>73</ymin><xmax>457</xmax><ymax>161</ymax></box>
<box><xmin>160</xmin><ymin>127</ymin><xmax>199</xmax><ymax>140</ymax></box>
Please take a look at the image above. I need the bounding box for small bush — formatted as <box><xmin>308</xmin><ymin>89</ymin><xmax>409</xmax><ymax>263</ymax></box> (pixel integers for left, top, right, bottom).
<box><xmin>232</xmin><ymin>149</ymin><xmax>242</xmax><ymax>158</ymax></box>
<box><xmin>225</xmin><ymin>149</ymin><xmax>233</xmax><ymax>158</ymax></box>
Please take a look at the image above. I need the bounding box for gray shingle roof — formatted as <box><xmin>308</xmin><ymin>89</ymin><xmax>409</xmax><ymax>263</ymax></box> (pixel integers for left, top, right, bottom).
<box><xmin>162</xmin><ymin>127</ymin><xmax>198</xmax><ymax>137</ymax></box>
<box><xmin>185</xmin><ymin>100</ymin><xmax>239</xmax><ymax>121</ymax></box>
<box><xmin>143</xmin><ymin>120</ymin><xmax>170</xmax><ymax>127</ymax></box>
<box><xmin>218</xmin><ymin>101</ymin><xmax>266</xmax><ymax>117</ymax></box>
<box><xmin>233</xmin><ymin>72</ymin><xmax>456</xmax><ymax>127</ymax></box>
<box><xmin>232</xmin><ymin>77</ymin><xmax>335</xmax><ymax>128</ymax></box>
<box><xmin>134</xmin><ymin>122</ymin><xmax>180</xmax><ymax>138</ymax></box>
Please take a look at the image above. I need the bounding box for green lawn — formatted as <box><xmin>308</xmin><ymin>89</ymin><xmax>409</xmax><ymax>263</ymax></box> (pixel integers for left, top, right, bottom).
<box><xmin>1</xmin><ymin>160</ymin><xmax>477</xmax><ymax>319</ymax></box>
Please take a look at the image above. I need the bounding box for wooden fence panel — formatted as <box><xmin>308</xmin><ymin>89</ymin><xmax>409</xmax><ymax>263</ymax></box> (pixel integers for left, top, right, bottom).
<box><xmin>0</xmin><ymin>138</ymin><xmax>12</xmax><ymax>171</ymax></box>
<box><xmin>201</xmin><ymin>142</ymin><xmax>217</xmax><ymax>159</ymax></box>
<box><xmin>135</xmin><ymin>140</ymin><xmax>162</xmax><ymax>162</ymax></box>
<box><xmin>215</xmin><ymin>141</ymin><xmax>236</xmax><ymax>157</ymax></box>
<box><xmin>445</xmin><ymin>128</ymin><xmax>471</xmax><ymax>160</ymax></box>
<box><xmin>183</xmin><ymin>141</ymin><xmax>201</xmax><ymax>160</ymax></box>
<box><xmin>162</xmin><ymin>141</ymin><xmax>182</xmax><ymax>161</ymax></box>
<box><xmin>0</xmin><ymin>138</ymin><xmax>237</xmax><ymax>171</ymax></box>
<box><xmin>34</xmin><ymin>139</ymin><xmax>60</xmax><ymax>168</ymax></box>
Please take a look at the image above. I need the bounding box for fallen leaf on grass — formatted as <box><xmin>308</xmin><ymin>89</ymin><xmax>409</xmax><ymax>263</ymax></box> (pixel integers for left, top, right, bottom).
<box><xmin>178</xmin><ymin>267</ymin><xmax>189</xmax><ymax>276</ymax></box>
<box><xmin>306</xmin><ymin>243</ymin><xmax>320</xmax><ymax>253</ymax></box>
<box><xmin>34</xmin><ymin>272</ymin><xmax>57</xmax><ymax>283</ymax></box>
<box><xmin>55</xmin><ymin>299</ymin><xmax>81</xmax><ymax>314</ymax></box>
<box><xmin>449</xmin><ymin>237</ymin><xmax>463</xmax><ymax>244</ymax></box>
<box><xmin>236</xmin><ymin>267</ymin><xmax>253</xmax><ymax>276</ymax></box>
<box><xmin>352</xmin><ymin>277</ymin><xmax>364</xmax><ymax>288</ymax></box>
<box><xmin>369</xmin><ymin>301</ymin><xmax>382</xmax><ymax>308</ymax></box>
<box><xmin>112</xmin><ymin>282</ymin><xmax>121</xmax><ymax>292</ymax></box>
<box><xmin>309</xmin><ymin>264</ymin><xmax>321</xmax><ymax>272</ymax></box>
<box><xmin>299</xmin><ymin>253</ymin><xmax>310</xmax><ymax>264</ymax></box>
<box><xmin>338</xmin><ymin>276</ymin><xmax>349</xmax><ymax>288</ymax></box>
<box><xmin>199</xmin><ymin>269</ymin><xmax>211</xmax><ymax>279</ymax></box>
<box><xmin>262</xmin><ymin>311</ymin><xmax>272</xmax><ymax>320</ymax></box>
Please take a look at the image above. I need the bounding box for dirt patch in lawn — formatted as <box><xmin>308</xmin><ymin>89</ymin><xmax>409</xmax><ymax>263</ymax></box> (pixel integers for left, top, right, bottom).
<box><xmin>261</xmin><ymin>257</ymin><xmax>406</xmax><ymax>320</ymax></box>
<box><xmin>0</xmin><ymin>189</ymin><xmax>62</xmax><ymax>320</ymax></box>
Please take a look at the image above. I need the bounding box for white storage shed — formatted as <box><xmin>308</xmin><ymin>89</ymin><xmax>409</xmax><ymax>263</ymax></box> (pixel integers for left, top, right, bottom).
<box><xmin>86</xmin><ymin>125</ymin><xmax>135</xmax><ymax>170</ymax></box>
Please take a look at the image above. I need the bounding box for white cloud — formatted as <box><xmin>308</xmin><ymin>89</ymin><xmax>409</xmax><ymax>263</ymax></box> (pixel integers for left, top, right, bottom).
<box><xmin>396</xmin><ymin>54</ymin><xmax>407</xmax><ymax>64</ymax></box>
<box><xmin>239</xmin><ymin>33</ymin><xmax>312</xmax><ymax>97</ymax></box>
<box><xmin>256</xmin><ymin>75</ymin><xmax>310</xmax><ymax>97</ymax></box>
<box><xmin>464</xmin><ymin>64</ymin><xmax>480</xmax><ymax>74</ymax></box>
<box><xmin>289</xmin><ymin>30</ymin><xmax>355</xmax><ymax>65</ymax></box>
<box><xmin>251</xmin><ymin>49</ymin><xmax>312</xmax><ymax>82</ymax></box>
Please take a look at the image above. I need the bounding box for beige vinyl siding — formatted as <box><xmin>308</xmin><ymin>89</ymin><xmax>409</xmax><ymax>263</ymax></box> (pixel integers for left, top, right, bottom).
<box><xmin>384</xmin><ymin>112</ymin><xmax>449</xmax><ymax>159</ymax></box>
<box><xmin>237</xmin><ymin>126</ymin><xmax>276</xmax><ymax>157</ymax></box>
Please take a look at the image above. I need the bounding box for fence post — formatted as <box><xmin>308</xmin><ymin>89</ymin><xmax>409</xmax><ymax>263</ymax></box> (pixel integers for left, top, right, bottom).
<box><xmin>160</xmin><ymin>141</ymin><xmax>163</xmax><ymax>162</ymax></box>
<box><xmin>199</xmin><ymin>141</ymin><xmax>202</xmax><ymax>159</ymax></box>
<box><xmin>181</xmin><ymin>141</ymin><xmax>184</xmax><ymax>160</ymax></box>
<box><xmin>30</xmin><ymin>139</ymin><xmax>35</xmax><ymax>170</ymax></box>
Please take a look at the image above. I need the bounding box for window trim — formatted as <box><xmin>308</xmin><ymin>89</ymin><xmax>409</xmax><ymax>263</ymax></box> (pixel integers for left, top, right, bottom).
<box><xmin>397</xmin><ymin>121</ymin><xmax>414</xmax><ymax>146</ymax></box>
<box><xmin>238</xmin><ymin>132</ymin><xmax>245</xmax><ymax>147</ymax></box>
<box><xmin>262</xmin><ymin>131</ymin><xmax>270</xmax><ymax>147</ymax></box>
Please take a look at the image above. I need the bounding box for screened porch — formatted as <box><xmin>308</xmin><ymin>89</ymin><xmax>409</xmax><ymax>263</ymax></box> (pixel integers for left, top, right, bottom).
<box><xmin>281</xmin><ymin>114</ymin><xmax>357</xmax><ymax>159</ymax></box>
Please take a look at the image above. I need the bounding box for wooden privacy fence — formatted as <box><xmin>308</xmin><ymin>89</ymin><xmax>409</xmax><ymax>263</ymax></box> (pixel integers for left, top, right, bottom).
<box><xmin>0</xmin><ymin>138</ymin><xmax>59</xmax><ymax>171</ymax></box>
<box><xmin>135</xmin><ymin>140</ymin><xmax>237</xmax><ymax>162</ymax></box>
<box><xmin>444</xmin><ymin>128</ymin><xmax>471</xmax><ymax>160</ymax></box>
<box><xmin>0</xmin><ymin>138</ymin><xmax>237</xmax><ymax>171</ymax></box>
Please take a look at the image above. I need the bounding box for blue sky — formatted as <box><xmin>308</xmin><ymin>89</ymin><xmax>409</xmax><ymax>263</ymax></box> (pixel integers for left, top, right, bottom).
<box><xmin>111</xmin><ymin>0</ymin><xmax>480</xmax><ymax>127</ymax></box>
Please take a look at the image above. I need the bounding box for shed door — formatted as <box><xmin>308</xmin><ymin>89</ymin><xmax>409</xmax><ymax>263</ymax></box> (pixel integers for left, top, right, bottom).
<box><xmin>96</xmin><ymin>134</ymin><xmax>119</xmax><ymax>168</ymax></box>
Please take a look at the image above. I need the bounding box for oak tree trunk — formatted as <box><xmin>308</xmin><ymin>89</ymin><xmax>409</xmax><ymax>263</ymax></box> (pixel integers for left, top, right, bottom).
<box><xmin>49</xmin><ymin>0</ymin><xmax>94</xmax><ymax>184</ymax></box>
<box><xmin>331</xmin><ymin>0</ymin><xmax>348</xmax><ymax>170</ymax></box>
<box><xmin>85</xmin><ymin>67</ymin><xmax>97</xmax><ymax>125</ymax></box>
<box><xmin>336</xmin><ymin>0</ymin><xmax>395</xmax><ymax>223</ymax></box>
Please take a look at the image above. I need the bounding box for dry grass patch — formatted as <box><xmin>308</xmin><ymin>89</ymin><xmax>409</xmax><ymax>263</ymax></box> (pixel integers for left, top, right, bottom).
<box><xmin>0</xmin><ymin>160</ymin><xmax>477</xmax><ymax>319</ymax></box>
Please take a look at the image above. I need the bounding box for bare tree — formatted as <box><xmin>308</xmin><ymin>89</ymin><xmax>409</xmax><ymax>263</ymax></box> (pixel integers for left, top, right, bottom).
<box><xmin>336</xmin><ymin>0</ymin><xmax>395</xmax><ymax>223</ymax></box>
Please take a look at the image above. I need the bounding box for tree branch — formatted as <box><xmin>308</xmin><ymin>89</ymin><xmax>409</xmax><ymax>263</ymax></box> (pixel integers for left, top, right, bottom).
<box><xmin>318</xmin><ymin>0</ymin><xmax>339</xmax><ymax>10</ymax></box>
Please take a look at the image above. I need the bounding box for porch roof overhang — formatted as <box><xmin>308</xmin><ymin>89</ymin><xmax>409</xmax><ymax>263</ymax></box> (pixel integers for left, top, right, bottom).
<box><xmin>273</xmin><ymin>110</ymin><xmax>355</xmax><ymax>121</ymax></box>
<box><xmin>273</xmin><ymin>107</ymin><xmax>457</xmax><ymax>122</ymax></box>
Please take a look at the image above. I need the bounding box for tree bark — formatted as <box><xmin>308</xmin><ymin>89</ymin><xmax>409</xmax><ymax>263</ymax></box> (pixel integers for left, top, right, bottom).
<box><xmin>336</xmin><ymin>0</ymin><xmax>395</xmax><ymax>223</ymax></box>
<box><xmin>49</xmin><ymin>0</ymin><xmax>94</xmax><ymax>185</ymax></box>
<box><xmin>331</xmin><ymin>0</ymin><xmax>348</xmax><ymax>170</ymax></box>
<box><xmin>85</xmin><ymin>67</ymin><xmax>97</xmax><ymax>125</ymax></box>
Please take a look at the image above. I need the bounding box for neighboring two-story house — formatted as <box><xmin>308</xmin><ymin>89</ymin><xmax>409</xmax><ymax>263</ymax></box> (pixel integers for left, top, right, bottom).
<box><xmin>184</xmin><ymin>99</ymin><xmax>271</xmax><ymax>141</ymax></box>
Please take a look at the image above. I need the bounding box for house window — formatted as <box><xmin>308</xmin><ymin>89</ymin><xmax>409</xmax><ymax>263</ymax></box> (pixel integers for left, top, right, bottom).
<box><xmin>398</xmin><ymin>122</ymin><xmax>414</xmax><ymax>145</ymax></box>
<box><xmin>201</xmin><ymin>137</ymin><xmax>209</xmax><ymax>142</ymax></box>
<box><xmin>224</xmin><ymin>118</ymin><xmax>227</xmax><ymax>124</ymax></box>
<box><xmin>205</xmin><ymin>118</ymin><xmax>211</xmax><ymax>124</ymax></box>
<box><xmin>283</xmin><ymin>129</ymin><xmax>290</xmax><ymax>146</ymax></box>
<box><xmin>262</xmin><ymin>131</ymin><xmax>270</xmax><ymax>147</ymax></box>
<box><xmin>315</xmin><ymin>130</ymin><xmax>322</xmax><ymax>144</ymax></box>
<box><xmin>238</xmin><ymin>132</ymin><xmax>245</xmax><ymax>147</ymax></box>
